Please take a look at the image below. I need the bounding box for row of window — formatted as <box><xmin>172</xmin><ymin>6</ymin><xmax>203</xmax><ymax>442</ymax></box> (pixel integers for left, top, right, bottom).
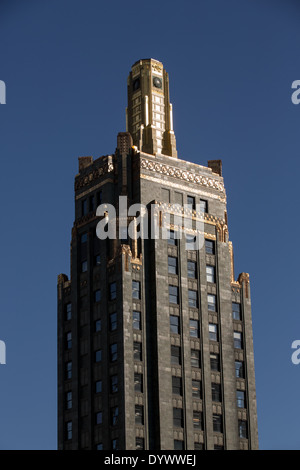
<box><xmin>80</xmin><ymin>191</ymin><xmax>102</xmax><ymax>217</ymax></box>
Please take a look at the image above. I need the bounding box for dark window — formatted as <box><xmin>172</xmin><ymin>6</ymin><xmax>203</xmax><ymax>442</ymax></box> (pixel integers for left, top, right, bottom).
<box><xmin>212</xmin><ymin>383</ymin><xmax>222</xmax><ymax>402</ymax></box>
<box><xmin>170</xmin><ymin>315</ymin><xmax>180</xmax><ymax>334</ymax></box>
<box><xmin>234</xmin><ymin>331</ymin><xmax>243</xmax><ymax>349</ymax></box>
<box><xmin>133</xmin><ymin>311</ymin><xmax>141</xmax><ymax>330</ymax></box>
<box><xmin>171</xmin><ymin>345</ymin><xmax>181</xmax><ymax>365</ymax></box>
<box><xmin>167</xmin><ymin>229</ymin><xmax>178</xmax><ymax>246</ymax></box>
<box><xmin>110</xmin><ymin>343</ymin><xmax>117</xmax><ymax>362</ymax></box>
<box><xmin>172</xmin><ymin>376</ymin><xmax>182</xmax><ymax>396</ymax></box>
<box><xmin>237</xmin><ymin>390</ymin><xmax>246</xmax><ymax>408</ymax></box>
<box><xmin>205</xmin><ymin>239</ymin><xmax>215</xmax><ymax>255</ymax></box>
<box><xmin>200</xmin><ymin>199</ymin><xmax>208</xmax><ymax>214</ymax></box>
<box><xmin>173</xmin><ymin>408</ymin><xmax>183</xmax><ymax>428</ymax></box>
<box><xmin>193</xmin><ymin>411</ymin><xmax>203</xmax><ymax>429</ymax></box>
<box><xmin>210</xmin><ymin>353</ymin><xmax>220</xmax><ymax>371</ymax></box>
<box><xmin>81</xmin><ymin>232</ymin><xmax>88</xmax><ymax>244</ymax></box>
<box><xmin>232</xmin><ymin>302</ymin><xmax>241</xmax><ymax>320</ymax></box>
<box><xmin>238</xmin><ymin>420</ymin><xmax>248</xmax><ymax>439</ymax></box>
<box><xmin>192</xmin><ymin>380</ymin><xmax>202</xmax><ymax>399</ymax></box>
<box><xmin>134</xmin><ymin>373</ymin><xmax>143</xmax><ymax>393</ymax></box>
<box><xmin>168</xmin><ymin>256</ymin><xmax>178</xmax><ymax>275</ymax></box>
<box><xmin>81</xmin><ymin>260</ymin><xmax>88</xmax><ymax>273</ymax></box>
<box><xmin>174</xmin><ymin>440</ymin><xmax>184</xmax><ymax>450</ymax></box>
<box><xmin>94</xmin><ymin>254</ymin><xmax>101</xmax><ymax>266</ymax></box>
<box><xmin>66</xmin><ymin>421</ymin><xmax>72</xmax><ymax>440</ymax></box>
<box><xmin>213</xmin><ymin>414</ymin><xmax>223</xmax><ymax>433</ymax></box>
<box><xmin>81</xmin><ymin>199</ymin><xmax>87</xmax><ymax>216</ymax></box>
<box><xmin>66</xmin><ymin>332</ymin><xmax>72</xmax><ymax>350</ymax></box>
<box><xmin>188</xmin><ymin>290</ymin><xmax>198</xmax><ymax>308</ymax></box>
<box><xmin>65</xmin><ymin>361</ymin><xmax>72</xmax><ymax>380</ymax></box>
<box><xmin>136</xmin><ymin>438</ymin><xmax>144</xmax><ymax>450</ymax></box>
<box><xmin>95</xmin><ymin>380</ymin><xmax>102</xmax><ymax>394</ymax></box>
<box><xmin>209</xmin><ymin>323</ymin><xmax>218</xmax><ymax>341</ymax></box>
<box><xmin>169</xmin><ymin>285</ymin><xmax>179</xmax><ymax>304</ymax></box>
<box><xmin>135</xmin><ymin>405</ymin><xmax>144</xmax><ymax>424</ymax></box>
<box><xmin>111</xmin><ymin>375</ymin><xmax>118</xmax><ymax>393</ymax></box>
<box><xmin>214</xmin><ymin>445</ymin><xmax>224</xmax><ymax>450</ymax></box>
<box><xmin>187</xmin><ymin>195</ymin><xmax>196</xmax><ymax>210</ymax></box>
<box><xmin>95</xmin><ymin>350</ymin><xmax>102</xmax><ymax>362</ymax></box>
<box><xmin>96</xmin><ymin>411</ymin><xmax>103</xmax><ymax>425</ymax></box>
<box><xmin>109</xmin><ymin>282</ymin><xmax>117</xmax><ymax>301</ymax></box>
<box><xmin>94</xmin><ymin>290</ymin><xmax>101</xmax><ymax>302</ymax></box>
<box><xmin>65</xmin><ymin>303</ymin><xmax>72</xmax><ymax>321</ymax></box>
<box><xmin>89</xmin><ymin>194</ymin><xmax>95</xmax><ymax>212</ymax></box>
<box><xmin>132</xmin><ymin>281</ymin><xmax>141</xmax><ymax>299</ymax></box>
<box><xmin>96</xmin><ymin>191</ymin><xmax>102</xmax><ymax>207</ymax></box>
<box><xmin>207</xmin><ymin>294</ymin><xmax>217</xmax><ymax>312</ymax></box>
<box><xmin>134</xmin><ymin>342</ymin><xmax>142</xmax><ymax>361</ymax></box>
<box><xmin>96</xmin><ymin>443</ymin><xmax>103</xmax><ymax>450</ymax></box>
<box><xmin>191</xmin><ymin>349</ymin><xmax>200</xmax><ymax>368</ymax></box>
<box><xmin>206</xmin><ymin>265</ymin><xmax>215</xmax><ymax>283</ymax></box>
<box><xmin>235</xmin><ymin>360</ymin><xmax>245</xmax><ymax>378</ymax></box>
<box><xmin>66</xmin><ymin>391</ymin><xmax>72</xmax><ymax>410</ymax></box>
<box><xmin>189</xmin><ymin>319</ymin><xmax>199</xmax><ymax>338</ymax></box>
<box><xmin>187</xmin><ymin>261</ymin><xmax>197</xmax><ymax>279</ymax></box>
<box><xmin>111</xmin><ymin>406</ymin><xmax>119</xmax><ymax>426</ymax></box>
<box><xmin>112</xmin><ymin>439</ymin><xmax>118</xmax><ymax>450</ymax></box>
<box><xmin>110</xmin><ymin>312</ymin><xmax>117</xmax><ymax>331</ymax></box>
<box><xmin>95</xmin><ymin>319</ymin><xmax>101</xmax><ymax>332</ymax></box>
<box><xmin>194</xmin><ymin>443</ymin><xmax>204</xmax><ymax>450</ymax></box>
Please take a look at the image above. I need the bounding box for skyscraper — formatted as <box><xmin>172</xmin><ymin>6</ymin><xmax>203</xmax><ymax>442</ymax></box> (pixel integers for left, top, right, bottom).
<box><xmin>57</xmin><ymin>58</ymin><xmax>258</xmax><ymax>450</ymax></box>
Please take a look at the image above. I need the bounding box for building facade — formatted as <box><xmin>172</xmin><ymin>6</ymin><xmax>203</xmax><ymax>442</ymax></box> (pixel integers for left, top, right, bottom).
<box><xmin>57</xmin><ymin>59</ymin><xmax>259</xmax><ymax>450</ymax></box>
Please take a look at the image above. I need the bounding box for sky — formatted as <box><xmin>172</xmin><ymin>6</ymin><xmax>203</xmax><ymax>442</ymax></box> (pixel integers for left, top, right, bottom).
<box><xmin>0</xmin><ymin>0</ymin><xmax>300</xmax><ymax>450</ymax></box>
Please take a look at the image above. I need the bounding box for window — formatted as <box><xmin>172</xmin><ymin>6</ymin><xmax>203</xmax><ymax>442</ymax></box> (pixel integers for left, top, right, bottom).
<box><xmin>110</xmin><ymin>343</ymin><xmax>117</xmax><ymax>362</ymax></box>
<box><xmin>96</xmin><ymin>191</ymin><xmax>102</xmax><ymax>207</ymax></box>
<box><xmin>111</xmin><ymin>375</ymin><xmax>118</xmax><ymax>393</ymax></box>
<box><xmin>207</xmin><ymin>294</ymin><xmax>217</xmax><ymax>312</ymax></box>
<box><xmin>81</xmin><ymin>260</ymin><xmax>88</xmax><ymax>273</ymax></box>
<box><xmin>66</xmin><ymin>421</ymin><xmax>72</xmax><ymax>440</ymax></box>
<box><xmin>171</xmin><ymin>345</ymin><xmax>181</xmax><ymax>365</ymax></box>
<box><xmin>66</xmin><ymin>332</ymin><xmax>72</xmax><ymax>350</ymax></box>
<box><xmin>132</xmin><ymin>280</ymin><xmax>141</xmax><ymax>299</ymax></box>
<box><xmin>94</xmin><ymin>254</ymin><xmax>101</xmax><ymax>266</ymax></box>
<box><xmin>194</xmin><ymin>443</ymin><xmax>204</xmax><ymax>450</ymax></box>
<box><xmin>96</xmin><ymin>443</ymin><xmax>103</xmax><ymax>450</ymax></box>
<box><xmin>96</xmin><ymin>411</ymin><xmax>103</xmax><ymax>425</ymax></box>
<box><xmin>185</xmin><ymin>233</ymin><xmax>196</xmax><ymax>250</ymax></box>
<box><xmin>238</xmin><ymin>420</ymin><xmax>248</xmax><ymax>439</ymax></box>
<box><xmin>237</xmin><ymin>390</ymin><xmax>246</xmax><ymax>408</ymax></box>
<box><xmin>209</xmin><ymin>323</ymin><xmax>218</xmax><ymax>341</ymax></box>
<box><xmin>109</xmin><ymin>282</ymin><xmax>117</xmax><ymax>301</ymax></box>
<box><xmin>134</xmin><ymin>373</ymin><xmax>143</xmax><ymax>393</ymax></box>
<box><xmin>95</xmin><ymin>319</ymin><xmax>101</xmax><ymax>332</ymax></box>
<box><xmin>168</xmin><ymin>256</ymin><xmax>178</xmax><ymax>275</ymax></box>
<box><xmin>213</xmin><ymin>414</ymin><xmax>223</xmax><ymax>433</ymax></box>
<box><xmin>112</xmin><ymin>439</ymin><xmax>118</xmax><ymax>450</ymax></box>
<box><xmin>110</xmin><ymin>312</ymin><xmax>117</xmax><ymax>331</ymax></box>
<box><xmin>172</xmin><ymin>376</ymin><xmax>182</xmax><ymax>396</ymax></box>
<box><xmin>210</xmin><ymin>353</ymin><xmax>220</xmax><ymax>371</ymax></box>
<box><xmin>65</xmin><ymin>303</ymin><xmax>72</xmax><ymax>321</ymax></box>
<box><xmin>95</xmin><ymin>350</ymin><xmax>102</xmax><ymax>362</ymax></box>
<box><xmin>169</xmin><ymin>285</ymin><xmax>179</xmax><ymax>304</ymax></box>
<box><xmin>174</xmin><ymin>440</ymin><xmax>184</xmax><ymax>450</ymax></box>
<box><xmin>66</xmin><ymin>391</ymin><xmax>72</xmax><ymax>410</ymax></box>
<box><xmin>173</xmin><ymin>408</ymin><xmax>183</xmax><ymax>427</ymax></box>
<box><xmin>95</xmin><ymin>380</ymin><xmax>102</xmax><ymax>394</ymax></box>
<box><xmin>188</xmin><ymin>290</ymin><xmax>198</xmax><ymax>308</ymax></box>
<box><xmin>189</xmin><ymin>319</ymin><xmax>199</xmax><ymax>338</ymax></box>
<box><xmin>192</xmin><ymin>380</ymin><xmax>202</xmax><ymax>399</ymax></box>
<box><xmin>193</xmin><ymin>411</ymin><xmax>203</xmax><ymax>430</ymax></box>
<box><xmin>81</xmin><ymin>232</ymin><xmax>88</xmax><ymax>244</ymax></box>
<box><xmin>65</xmin><ymin>361</ymin><xmax>72</xmax><ymax>380</ymax></box>
<box><xmin>111</xmin><ymin>406</ymin><xmax>119</xmax><ymax>426</ymax></box>
<box><xmin>200</xmin><ymin>199</ymin><xmax>208</xmax><ymax>214</ymax></box>
<box><xmin>187</xmin><ymin>261</ymin><xmax>196</xmax><ymax>279</ymax></box>
<box><xmin>94</xmin><ymin>290</ymin><xmax>101</xmax><ymax>302</ymax></box>
<box><xmin>191</xmin><ymin>349</ymin><xmax>200</xmax><ymax>368</ymax></box>
<box><xmin>170</xmin><ymin>315</ymin><xmax>180</xmax><ymax>334</ymax></box>
<box><xmin>81</xmin><ymin>199</ymin><xmax>87</xmax><ymax>216</ymax></box>
<box><xmin>235</xmin><ymin>360</ymin><xmax>245</xmax><ymax>378</ymax></box>
<box><xmin>214</xmin><ymin>445</ymin><xmax>224</xmax><ymax>450</ymax></box>
<box><xmin>206</xmin><ymin>265</ymin><xmax>215</xmax><ymax>283</ymax></box>
<box><xmin>134</xmin><ymin>342</ymin><xmax>142</xmax><ymax>361</ymax></box>
<box><xmin>187</xmin><ymin>195</ymin><xmax>196</xmax><ymax>210</ymax></box>
<box><xmin>167</xmin><ymin>229</ymin><xmax>178</xmax><ymax>246</ymax></box>
<box><xmin>136</xmin><ymin>438</ymin><xmax>144</xmax><ymax>450</ymax></box>
<box><xmin>89</xmin><ymin>194</ymin><xmax>95</xmax><ymax>212</ymax></box>
<box><xmin>212</xmin><ymin>383</ymin><xmax>222</xmax><ymax>402</ymax></box>
<box><xmin>133</xmin><ymin>311</ymin><xmax>141</xmax><ymax>330</ymax></box>
<box><xmin>234</xmin><ymin>331</ymin><xmax>243</xmax><ymax>349</ymax></box>
<box><xmin>232</xmin><ymin>302</ymin><xmax>241</xmax><ymax>320</ymax></box>
<box><xmin>135</xmin><ymin>405</ymin><xmax>144</xmax><ymax>424</ymax></box>
<box><xmin>205</xmin><ymin>239</ymin><xmax>215</xmax><ymax>255</ymax></box>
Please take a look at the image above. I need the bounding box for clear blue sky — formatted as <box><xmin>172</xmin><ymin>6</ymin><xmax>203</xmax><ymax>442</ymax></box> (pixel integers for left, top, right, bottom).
<box><xmin>0</xmin><ymin>0</ymin><xmax>299</xmax><ymax>450</ymax></box>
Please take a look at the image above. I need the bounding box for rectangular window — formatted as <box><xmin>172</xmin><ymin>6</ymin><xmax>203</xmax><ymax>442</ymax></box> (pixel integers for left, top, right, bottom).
<box><xmin>109</xmin><ymin>282</ymin><xmax>117</xmax><ymax>301</ymax></box>
<box><xmin>97</xmin><ymin>191</ymin><xmax>102</xmax><ymax>207</ymax></box>
<box><xmin>96</xmin><ymin>411</ymin><xmax>103</xmax><ymax>425</ymax></box>
<box><xmin>136</xmin><ymin>437</ymin><xmax>144</xmax><ymax>450</ymax></box>
<box><xmin>234</xmin><ymin>331</ymin><xmax>243</xmax><ymax>349</ymax></box>
<box><xmin>97</xmin><ymin>443</ymin><xmax>103</xmax><ymax>450</ymax></box>
<box><xmin>185</xmin><ymin>233</ymin><xmax>196</xmax><ymax>250</ymax></box>
<box><xmin>110</xmin><ymin>312</ymin><xmax>117</xmax><ymax>331</ymax></box>
<box><xmin>170</xmin><ymin>315</ymin><xmax>180</xmax><ymax>334</ymax></box>
<box><xmin>95</xmin><ymin>350</ymin><xmax>102</xmax><ymax>362</ymax></box>
<box><xmin>65</xmin><ymin>303</ymin><xmax>72</xmax><ymax>321</ymax></box>
<box><xmin>235</xmin><ymin>360</ymin><xmax>245</xmax><ymax>378</ymax></box>
<box><xmin>238</xmin><ymin>420</ymin><xmax>248</xmax><ymax>439</ymax></box>
<box><xmin>200</xmin><ymin>199</ymin><xmax>208</xmax><ymax>214</ymax></box>
<box><xmin>111</xmin><ymin>375</ymin><xmax>118</xmax><ymax>393</ymax></box>
<box><xmin>134</xmin><ymin>342</ymin><xmax>142</xmax><ymax>361</ymax></box>
<box><xmin>206</xmin><ymin>265</ymin><xmax>215</xmax><ymax>283</ymax></box>
<box><xmin>89</xmin><ymin>194</ymin><xmax>95</xmax><ymax>212</ymax></box>
<box><xmin>172</xmin><ymin>376</ymin><xmax>182</xmax><ymax>396</ymax></box>
<box><xmin>192</xmin><ymin>380</ymin><xmax>202</xmax><ymax>399</ymax></box>
<box><xmin>171</xmin><ymin>345</ymin><xmax>181</xmax><ymax>365</ymax></box>
<box><xmin>111</xmin><ymin>406</ymin><xmax>119</xmax><ymax>426</ymax></box>
<box><xmin>95</xmin><ymin>380</ymin><xmax>102</xmax><ymax>394</ymax></box>
<box><xmin>187</xmin><ymin>195</ymin><xmax>196</xmax><ymax>210</ymax></box>
<box><xmin>167</xmin><ymin>229</ymin><xmax>178</xmax><ymax>246</ymax></box>
<box><xmin>189</xmin><ymin>319</ymin><xmax>199</xmax><ymax>338</ymax></box>
<box><xmin>81</xmin><ymin>232</ymin><xmax>88</xmax><ymax>244</ymax></box>
<box><xmin>112</xmin><ymin>439</ymin><xmax>118</xmax><ymax>450</ymax></box>
<box><xmin>212</xmin><ymin>383</ymin><xmax>222</xmax><ymax>402</ymax></box>
<box><xmin>232</xmin><ymin>302</ymin><xmax>241</xmax><ymax>320</ymax></box>
<box><xmin>81</xmin><ymin>260</ymin><xmax>88</xmax><ymax>273</ymax></box>
<box><xmin>205</xmin><ymin>239</ymin><xmax>215</xmax><ymax>255</ymax></box>
<box><xmin>94</xmin><ymin>254</ymin><xmax>101</xmax><ymax>266</ymax></box>
<box><xmin>81</xmin><ymin>199</ymin><xmax>87</xmax><ymax>216</ymax></box>
<box><xmin>173</xmin><ymin>408</ymin><xmax>183</xmax><ymax>428</ymax></box>
<box><xmin>134</xmin><ymin>373</ymin><xmax>143</xmax><ymax>393</ymax></box>
<box><xmin>133</xmin><ymin>311</ymin><xmax>141</xmax><ymax>330</ymax></box>
<box><xmin>188</xmin><ymin>289</ymin><xmax>198</xmax><ymax>308</ymax></box>
<box><xmin>66</xmin><ymin>332</ymin><xmax>72</xmax><ymax>350</ymax></box>
<box><xmin>132</xmin><ymin>280</ymin><xmax>141</xmax><ymax>299</ymax></box>
<box><xmin>95</xmin><ymin>319</ymin><xmax>101</xmax><ymax>332</ymax></box>
<box><xmin>187</xmin><ymin>261</ymin><xmax>197</xmax><ymax>279</ymax></box>
<box><xmin>66</xmin><ymin>391</ymin><xmax>72</xmax><ymax>410</ymax></box>
<box><xmin>110</xmin><ymin>343</ymin><xmax>117</xmax><ymax>362</ymax></box>
<box><xmin>209</xmin><ymin>323</ymin><xmax>218</xmax><ymax>341</ymax></box>
<box><xmin>194</xmin><ymin>443</ymin><xmax>204</xmax><ymax>450</ymax></box>
<box><xmin>174</xmin><ymin>440</ymin><xmax>184</xmax><ymax>450</ymax></box>
<box><xmin>65</xmin><ymin>361</ymin><xmax>72</xmax><ymax>380</ymax></box>
<box><xmin>213</xmin><ymin>414</ymin><xmax>223</xmax><ymax>433</ymax></box>
<box><xmin>168</xmin><ymin>256</ymin><xmax>178</xmax><ymax>275</ymax></box>
<box><xmin>210</xmin><ymin>353</ymin><xmax>220</xmax><ymax>371</ymax></box>
<box><xmin>191</xmin><ymin>349</ymin><xmax>200</xmax><ymax>368</ymax></box>
<box><xmin>169</xmin><ymin>285</ymin><xmax>179</xmax><ymax>304</ymax></box>
<box><xmin>237</xmin><ymin>390</ymin><xmax>246</xmax><ymax>408</ymax></box>
<box><xmin>193</xmin><ymin>411</ymin><xmax>203</xmax><ymax>430</ymax></box>
<box><xmin>66</xmin><ymin>421</ymin><xmax>72</xmax><ymax>440</ymax></box>
<box><xmin>94</xmin><ymin>290</ymin><xmax>101</xmax><ymax>302</ymax></box>
<box><xmin>135</xmin><ymin>405</ymin><xmax>144</xmax><ymax>424</ymax></box>
<box><xmin>207</xmin><ymin>294</ymin><xmax>217</xmax><ymax>312</ymax></box>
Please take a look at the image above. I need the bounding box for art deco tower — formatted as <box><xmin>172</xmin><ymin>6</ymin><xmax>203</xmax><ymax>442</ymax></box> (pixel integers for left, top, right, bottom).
<box><xmin>57</xmin><ymin>59</ymin><xmax>259</xmax><ymax>450</ymax></box>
